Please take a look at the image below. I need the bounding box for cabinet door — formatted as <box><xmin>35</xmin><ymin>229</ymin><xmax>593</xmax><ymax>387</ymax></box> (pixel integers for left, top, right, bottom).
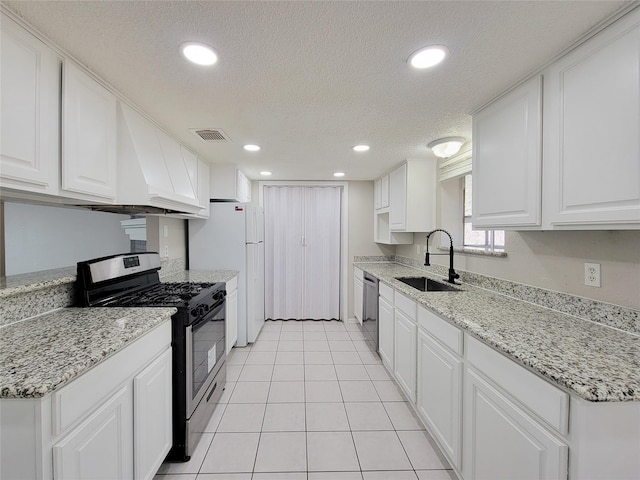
<box><xmin>378</xmin><ymin>295</ymin><xmax>394</xmax><ymax>369</ymax></box>
<box><xmin>394</xmin><ymin>308</ymin><xmax>416</xmax><ymax>402</ymax></box>
<box><xmin>133</xmin><ymin>349</ymin><xmax>172</xmax><ymax>480</ymax></box>
<box><xmin>472</xmin><ymin>75</ymin><xmax>542</xmax><ymax>228</ymax></box>
<box><xmin>463</xmin><ymin>368</ymin><xmax>568</xmax><ymax>480</ymax></box>
<box><xmin>374</xmin><ymin>178</ymin><xmax>382</xmax><ymax>210</ymax></box>
<box><xmin>417</xmin><ymin>329</ymin><xmax>462</xmax><ymax>470</ymax></box>
<box><xmin>389</xmin><ymin>164</ymin><xmax>407</xmax><ymax>230</ymax></box>
<box><xmin>354</xmin><ymin>276</ymin><xmax>363</xmax><ymax>324</ymax></box>
<box><xmin>226</xmin><ymin>285</ymin><xmax>238</xmax><ymax>354</ymax></box>
<box><xmin>237</xmin><ymin>170</ymin><xmax>251</xmax><ymax>202</ymax></box>
<box><xmin>62</xmin><ymin>60</ymin><xmax>117</xmax><ymax>201</ymax></box>
<box><xmin>196</xmin><ymin>159</ymin><xmax>210</xmax><ymax>218</ymax></box>
<box><xmin>54</xmin><ymin>385</ymin><xmax>134</xmax><ymax>480</ymax></box>
<box><xmin>1</xmin><ymin>14</ymin><xmax>60</xmax><ymax>195</ymax></box>
<box><xmin>543</xmin><ymin>10</ymin><xmax>640</xmax><ymax>228</ymax></box>
<box><xmin>381</xmin><ymin>174</ymin><xmax>390</xmax><ymax>209</ymax></box>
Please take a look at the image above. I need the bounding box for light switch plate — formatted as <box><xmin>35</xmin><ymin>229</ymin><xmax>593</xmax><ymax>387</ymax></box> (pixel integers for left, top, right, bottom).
<box><xmin>163</xmin><ymin>225</ymin><xmax>169</xmax><ymax>238</ymax></box>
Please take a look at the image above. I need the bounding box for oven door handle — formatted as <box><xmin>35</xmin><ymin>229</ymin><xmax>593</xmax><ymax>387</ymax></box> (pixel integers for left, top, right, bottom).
<box><xmin>190</xmin><ymin>298</ymin><xmax>226</xmax><ymax>330</ymax></box>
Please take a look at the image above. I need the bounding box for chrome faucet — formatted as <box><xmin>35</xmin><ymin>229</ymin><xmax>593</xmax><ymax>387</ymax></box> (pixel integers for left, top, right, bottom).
<box><xmin>425</xmin><ymin>229</ymin><xmax>460</xmax><ymax>284</ymax></box>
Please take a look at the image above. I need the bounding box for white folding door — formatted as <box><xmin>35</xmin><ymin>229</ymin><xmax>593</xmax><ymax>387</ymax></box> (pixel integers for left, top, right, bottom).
<box><xmin>264</xmin><ymin>186</ymin><xmax>342</xmax><ymax>320</ymax></box>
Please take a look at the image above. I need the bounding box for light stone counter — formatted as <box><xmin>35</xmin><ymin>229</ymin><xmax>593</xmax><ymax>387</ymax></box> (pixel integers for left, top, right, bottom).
<box><xmin>161</xmin><ymin>270</ymin><xmax>238</xmax><ymax>284</ymax></box>
<box><xmin>0</xmin><ymin>306</ymin><xmax>175</xmax><ymax>399</ymax></box>
<box><xmin>356</xmin><ymin>262</ymin><xmax>640</xmax><ymax>402</ymax></box>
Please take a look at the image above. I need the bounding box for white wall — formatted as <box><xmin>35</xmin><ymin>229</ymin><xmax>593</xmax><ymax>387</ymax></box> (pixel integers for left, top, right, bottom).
<box><xmin>4</xmin><ymin>202</ymin><xmax>131</xmax><ymax>275</ymax></box>
<box><xmin>146</xmin><ymin>216</ymin><xmax>186</xmax><ymax>260</ymax></box>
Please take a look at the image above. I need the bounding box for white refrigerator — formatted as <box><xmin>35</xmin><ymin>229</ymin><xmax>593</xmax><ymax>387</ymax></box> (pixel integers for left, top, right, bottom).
<box><xmin>188</xmin><ymin>202</ymin><xmax>265</xmax><ymax>346</ymax></box>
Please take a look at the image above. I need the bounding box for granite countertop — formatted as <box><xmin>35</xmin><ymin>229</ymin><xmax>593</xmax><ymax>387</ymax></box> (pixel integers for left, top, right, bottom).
<box><xmin>161</xmin><ymin>270</ymin><xmax>238</xmax><ymax>284</ymax></box>
<box><xmin>0</xmin><ymin>307</ymin><xmax>175</xmax><ymax>399</ymax></box>
<box><xmin>0</xmin><ymin>266</ymin><xmax>76</xmax><ymax>297</ymax></box>
<box><xmin>356</xmin><ymin>262</ymin><xmax>640</xmax><ymax>402</ymax></box>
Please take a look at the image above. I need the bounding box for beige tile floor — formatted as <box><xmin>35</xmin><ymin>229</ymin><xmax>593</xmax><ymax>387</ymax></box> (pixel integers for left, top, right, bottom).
<box><xmin>155</xmin><ymin>319</ymin><xmax>457</xmax><ymax>480</ymax></box>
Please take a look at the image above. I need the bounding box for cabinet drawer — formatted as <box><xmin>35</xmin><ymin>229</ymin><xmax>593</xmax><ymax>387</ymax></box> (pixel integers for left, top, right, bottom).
<box><xmin>379</xmin><ymin>282</ymin><xmax>393</xmax><ymax>302</ymax></box>
<box><xmin>52</xmin><ymin>321</ymin><xmax>171</xmax><ymax>436</ymax></box>
<box><xmin>354</xmin><ymin>267</ymin><xmax>364</xmax><ymax>281</ymax></box>
<box><xmin>226</xmin><ymin>276</ymin><xmax>238</xmax><ymax>292</ymax></box>
<box><xmin>417</xmin><ymin>305</ymin><xmax>462</xmax><ymax>355</ymax></box>
<box><xmin>394</xmin><ymin>291</ymin><xmax>416</xmax><ymax>319</ymax></box>
<box><xmin>465</xmin><ymin>334</ymin><xmax>569</xmax><ymax>435</ymax></box>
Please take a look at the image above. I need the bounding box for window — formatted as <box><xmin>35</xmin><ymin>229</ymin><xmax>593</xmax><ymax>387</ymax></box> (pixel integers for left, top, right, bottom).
<box><xmin>463</xmin><ymin>174</ymin><xmax>505</xmax><ymax>250</ymax></box>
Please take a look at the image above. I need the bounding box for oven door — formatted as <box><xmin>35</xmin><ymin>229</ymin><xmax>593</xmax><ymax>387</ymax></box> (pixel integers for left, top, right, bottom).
<box><xmin>185</xmin><ymin>300</ymin><xmax>226</xmax><ymax>417</ymax></box>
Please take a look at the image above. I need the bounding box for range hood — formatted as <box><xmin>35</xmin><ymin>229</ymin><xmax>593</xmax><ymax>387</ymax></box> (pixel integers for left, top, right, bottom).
<box><xmin>81</xmin><ymin>102</ymin><xmax>201</xmax><ymax>216</ymax></box>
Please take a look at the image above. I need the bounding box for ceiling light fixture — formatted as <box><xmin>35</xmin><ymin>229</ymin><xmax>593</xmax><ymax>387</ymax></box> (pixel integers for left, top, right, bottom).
<box><xmin>408</xmin><ymin>45</ymin><xmax>449</xmax><ymax>69</ymax></box>
<box><xmin>180</xmin><ymin>42</ymin><xmax>218</xmax><ymax>66</ymax></box>
<box><xmin>260</xmin><ymin>171</ymin><xmax>272</xmax><ymax>176</ymax></box>
<box><xmin>352</xmin><ymin>145</ymin><xmax>370</xmax><ymax>152</ymax></box>
<box><xmin>333</xmin><ymin>172</ymin><xmax>346</xmax><ymax>177</ymax></box>
<box><xmin>428</xmin><ymin>137</ymin><xmax>466</xmax><ymax>158</ymax></box>
<box><xmin>243</xmin><ymin>144</ymin><xmax>261</xmax><ymax>152</ymax></box>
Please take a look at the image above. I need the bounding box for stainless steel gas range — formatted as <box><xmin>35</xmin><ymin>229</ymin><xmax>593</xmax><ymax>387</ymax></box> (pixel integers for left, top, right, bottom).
<box><xmin>76</xmin><ymin>252</ymin><xmax>226</xmax><ymax>462</ymax></box>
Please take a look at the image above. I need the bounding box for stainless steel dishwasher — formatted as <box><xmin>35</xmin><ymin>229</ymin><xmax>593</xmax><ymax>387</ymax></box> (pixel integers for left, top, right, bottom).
<box><xmin>362</xmin><ymin>273</ymin><xmax>379</xmax><ymax>353</ymax></box>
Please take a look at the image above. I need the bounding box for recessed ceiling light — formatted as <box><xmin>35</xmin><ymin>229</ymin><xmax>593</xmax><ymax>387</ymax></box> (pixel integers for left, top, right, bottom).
<box><xmin>260</xmin><ymin>171</ymin><xmax>272</xmax><ymax>176</ymax></box>
<box><xmin>408</xmin><ymin>45</ymin><xmax>449</xmax><ymax>69</ymax></box>
<box><xmin>180</xmin><ymin>42</ymin><xmax>218</xmax><ymax>66</ymax></box>
<box><xmin>333</xmin><ymin>172</ymin><xmax>346</xmax><ymax>177</ymax></box>
<box><xmin>243</xmin><ymin>144</ymin><xmax>261</xmax><ymax>152</ymax></box>
<box><xmin>352</xmin><ymin>145</ymin><xmax>370</xmax><ymax>152</ymax></box>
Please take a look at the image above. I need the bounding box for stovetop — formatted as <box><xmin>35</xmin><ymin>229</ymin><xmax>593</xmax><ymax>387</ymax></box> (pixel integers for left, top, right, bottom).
<box><xmin>102</xmin><ymin>282</ymin><xmax>224</xmax><ymax>309</ymax></box>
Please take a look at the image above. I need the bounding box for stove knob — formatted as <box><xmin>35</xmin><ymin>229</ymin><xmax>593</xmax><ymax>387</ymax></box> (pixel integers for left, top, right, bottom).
<box><xmin>190</xmin><ymin>309</ymin><xmax>198</xmax><ymax>317</ymax></box>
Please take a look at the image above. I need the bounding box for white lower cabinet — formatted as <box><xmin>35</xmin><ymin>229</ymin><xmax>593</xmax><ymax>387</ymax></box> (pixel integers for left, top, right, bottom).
<box><xmin>133</xmin><ymin>349</ymin><xmax>173</xmax><ymax>480</ymax></box>
<box><xmin>378</xmin><ymin>283</ymin><xmax>394</xmax><ymax>370</ymax></box>
<box><xmin>53</xmin><ymin>385</ymin><xmax>134</xmax><ymax>480</ymax></box>
<box><xmin>463</xmin><ymin>367</ymin><xmax>568</xmax><ymax>480</ymax></box>
<box><xmin>226</xmin><ymin>276</ymin><xmax>239</xmax><ymax>354</ymax></box>
<box><xmin>417</xmin><ymin>328</ymin><xmax>462</xmax><ymax>471</ymax></box>
<box><xmin>0</xmin><ymin>321</ymin><xmax>172</xmax><ymax>480</ymax></box>
<box><xmin>354</xmin><ymin>267</ymin><xmax>364</xmax><ymax>324</ymax></box>
<box><xmin>393</xmin><ymin>292</ymin><xmax>417</xmax><ymax>402</ymax></box>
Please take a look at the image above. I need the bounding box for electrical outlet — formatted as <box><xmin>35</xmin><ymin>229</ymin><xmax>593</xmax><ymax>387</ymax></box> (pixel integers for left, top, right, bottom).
<box><xmin>584</xmin><ymin>263</ymin><xmax>601</xmax><ymax>287</ymax></box>
<box><xmin>416</xmin><ymin>244</ymin><xmax>420</xmax><ymax>255</ymax></box>
<box><xmin>164</xmin><ymin>245</ymin><xmax>169</xmax><ymax>258</ymax></box>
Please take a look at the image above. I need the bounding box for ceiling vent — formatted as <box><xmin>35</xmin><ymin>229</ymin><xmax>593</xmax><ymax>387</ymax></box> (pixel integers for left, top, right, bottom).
<box><xmin>190</xmin><ymin>128</ymin><xmax>230</xmax><ymax>143</ymax></box>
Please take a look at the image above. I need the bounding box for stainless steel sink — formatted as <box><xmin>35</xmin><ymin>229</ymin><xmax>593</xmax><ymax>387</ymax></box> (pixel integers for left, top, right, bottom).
<box><xmin>395</xmin><ymin>276</ymin><xmax>462</xmax><ymax>292</ymax></box>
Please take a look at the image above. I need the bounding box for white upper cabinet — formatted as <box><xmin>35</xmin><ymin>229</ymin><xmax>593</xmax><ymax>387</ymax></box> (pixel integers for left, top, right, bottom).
<box><xmin>0</xmin><ymin>13</ymin><xmax>61</xmax><ymax>196</ymax></box>
<box><xmin>389</xmin><ymin>159</ymin><xmax>436</xmax><ymax>232</ymax></box>
<box><xmin>472</xmin><ymin>8</ymin><xmax>640</xmax><ymax>230</ymax></box>
<box><xmin>543</xmin><ymin>8</ymin><xmax>640</xmax><ymax>229</ymax></box>
<box><xmin>180</xmin><ymin>146</ymin><xmax>210</xmax><ymax>219</ymax></box>
<box><xmin>472</xmin><ymin>75</ymin><xmax>542</xmax><ymax>228</ymax></box>
<box><xmin>374</xmin><ymin>159</ymin><xmax>436</xmax><ymax>244</ymax></box>
<box><xmin>210</xmin><ymin>163</ymin><xmax>251</xmax><ymax>202</ymax></box>
<box><xmin>62</xmin><ymin>60</ymin><xmax>117</xmax><ymax>202</ymax></box>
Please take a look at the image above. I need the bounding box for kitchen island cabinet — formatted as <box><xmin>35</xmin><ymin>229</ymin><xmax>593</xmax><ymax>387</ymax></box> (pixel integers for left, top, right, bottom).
<box><xmin>0</xmin><ymin>308</ymin><xmax>174</xmax><ymax>480</ymax></box>
<box><xmin>353</xmin><ymin>261</ymin><xmax>640</xmax><ymax>480</ymax></box>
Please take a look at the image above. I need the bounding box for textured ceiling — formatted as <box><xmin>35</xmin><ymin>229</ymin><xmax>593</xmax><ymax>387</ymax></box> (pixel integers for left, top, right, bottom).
<box><xmin>2</xmin><ymin>0</ymin><xmax>631</xmax><ymax>180</ymax></box>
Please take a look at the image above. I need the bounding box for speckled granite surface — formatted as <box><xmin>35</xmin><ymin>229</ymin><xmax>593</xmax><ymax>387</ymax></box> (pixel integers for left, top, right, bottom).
<box><xmin>356</xmin><ymin>262</ymin><xmax>640</xmax><ymax>402</ymax></box>
<box><xmin>161</xmin><ymin>270</ymin><xmax>238</xmax><ymax>284</ymax></box>
<box><xmin>394</xmin><ymin>255</ymin><xmax>639</xmax><ymax>335</ymax></box>
<box><xmin>0</xmin><ymin>267</ymin><xmax>77</xmax><ymax>328</ymax></box>
<box><xmin>0</xmin><ymin>307</ymin><xmax>175</xmax><ymax>398</ymax></box>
